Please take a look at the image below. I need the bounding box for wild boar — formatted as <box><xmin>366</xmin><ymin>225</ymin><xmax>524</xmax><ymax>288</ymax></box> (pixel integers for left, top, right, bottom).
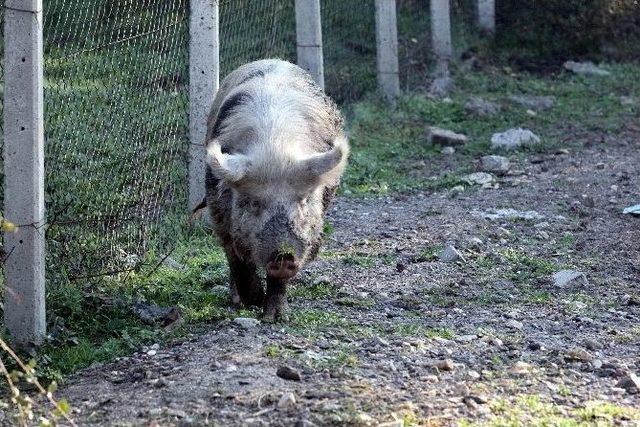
<box><xmin>203</xmin><ymin>59</ymin><xmax>349</xmax><ymax>322</ymax></box>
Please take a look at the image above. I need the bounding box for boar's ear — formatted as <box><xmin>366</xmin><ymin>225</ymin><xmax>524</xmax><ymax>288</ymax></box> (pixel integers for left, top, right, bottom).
<box><xmin>292</xmin><ymin>135</ymin><xmax>349</xmax><ymax>187</ymax></box>
<box><xmin>206</xmin><ymin>140</ymin><xmax>251</xmax><ymax>183</ymax></box>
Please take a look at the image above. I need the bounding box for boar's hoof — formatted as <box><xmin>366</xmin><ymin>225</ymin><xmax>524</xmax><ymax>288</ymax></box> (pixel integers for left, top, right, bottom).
<box><xmin>263</xmin><ymin>298</ymin><xmax>290</xmax><ymax>323</ymax></box>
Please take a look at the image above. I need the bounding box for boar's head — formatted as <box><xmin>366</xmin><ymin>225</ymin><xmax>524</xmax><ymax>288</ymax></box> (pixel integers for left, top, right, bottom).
<box><xmin>207</xmin><ymin>136</ymin><xmax>348</xmax><ymax>280</ymax></box>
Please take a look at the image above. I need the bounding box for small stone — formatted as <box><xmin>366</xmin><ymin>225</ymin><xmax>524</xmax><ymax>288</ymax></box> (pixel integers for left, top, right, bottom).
<box><xmin>505</xmin><ymin>319</ymin><xmax>524</xmax><ymax>330</ymax></box>
<box><xmin>491</xmin><ymin>337</ymin><xmax>504</xmax><ymax>347</ymax></box>
<box><xmin>463</xmin><ymin>172</ymin><xmax>495</xmax><ymax>186</ymax></box>
<box><xmin>457</xmin><ymin>334</ymin><xmax>477</xmax><ymax>343</ymax></box>
<box><xmin>509</xmin><ymin>361</ymin><xmax>533</xmax><ymax>375</ymax></box>
<box><xmin>620</xmin><ymin>96</ymin><xmax>637</xmax><ymax>106</ymax></box>
<box><xmin>441</xmin><ymin>146</ymin><xmax>456</xmax><ymax>155</ymax></box>
<box><xmin>162</xmin><ymin>256</ymin><xmax>185</xmax><ymax>270</ymax></box>
<box><xmin>147</xmin><ymin>349</ymin><xmax>157</xmax><ymax>356</ymax></box>
<box><xmin>480</xmin><ymin>155</ymin><xmax>510</xmax><ymax>175</ymax></box>
<box><xmin>277</xmin><ymin>392</ymin><xmax>297</xmax><ymax>409</ymax></box>
<box><xmin>468</xmin><ymin>370</ymin><xmax>481</xmax><ymax>380</ymax></box>
<box><xmin>616</xmin><ymin>373</ymin><xmax>640</xmax><ymax>394</ymax></box>
<box><xmin>439</xmin><ymin>245</ymin><xmax>466</xmax><ymax>263</ymax></box>
<box><xmin>565</xmin><ymin>347</ymin><xmax>593</xmax><ymax>362</ymax></box>
<box><xmin>592</xmin><ymin>359</ymin><xmax>603</xmax><ymax>369</ymax></box>
<box><xmin>467</xmin><ymin>237</ymin><xmax>484</xmax><ymax>248</ymax></box>
<box><xmin>508</xmin><ymin>95</ymin><xmax>556</xmax><ymax>111</ymax></box>
<box><xmin>427</xmin><ymin>127</ymin><xmax>469</xmax><ymax>146</ymax></box>
<box><xmin>465</xmin><ymin>97</ymin><xmax>500</xmax><ymax>117</ymax></box>
<box><xmin>277</xmin><ymin>366</ymin><xmax>302</xmax><ymax>381</ymax></box>
<box><xmin>233</xmin><ymin>317</ymin><xmax>260</xmax><ymax>329</ymax></box>
<box><xmin>491</xmin><ymin>128</ymin><xmax>541</xmax><ymax>150</ymax></box>
<box><xmin>563</xmin><ymin>61</ymin><xmax>611</xmax><ymax>77</ymax></box>
<box><xmin>465</xmin><ymin>394</ymin><xmax>488</xmax><ymax>404</ymax></box>
<box><xmin>435</xmin><ymin>359</ymin><xmax>455</xmax><ymax>371</ymax></box>
<box><xmin>553</xmin><ymin>270</ymin><xmax>588</xmax><ymax>288</ymax></box>
<box><xmin>450</xmin><ymin>185</ymin><xmax>465</xmax><ymax>194</ymax></box>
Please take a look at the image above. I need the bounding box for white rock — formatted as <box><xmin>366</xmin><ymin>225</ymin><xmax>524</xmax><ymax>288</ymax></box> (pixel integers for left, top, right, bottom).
<box><xmin>481</xmin><ymin>155</ymin><xmax>510</xmax><ymax>175</ymax></box>
<box><xmin>465</xmin><ymin>96</ymin><xmax>500</xmax><ymax>117</ymax></box>
<box><xmin>233</xmin><ymin>317</ymin><xmax>261</xmax><ymax>329</ymax></box>
<box><xmin>428</xmin><ymin>127</ymin><xmax>468</xmax><ymax>146</ymax></box>
<box><xmin>623</xmin><ymin>204</ymin><xmax>640</xmax><ymax>215</ymax></box>
<box><xmin>473</xmin><ymin>208</ymin><xmax>545</xmax><ymax>221</ymax></box>
<box><xmin>509</xmin><ymin>95</ymin><xmax>556</xmax><ymax>111</ymax></box>
<box><xmin>277</xmin><ymin>392</ymin><xmax>297</xmax><ymax>410</ymax></box>
<box><xmin>620</xmin><ymin>96</ymin><xmax>637</xmax><ymax>106</ymax></box>
<box><xmin>463</xmin><ymin>172</ymin><xmax>495</xmax><ymax>186</ymax></box>
<box><xmin>441</xmin><ymin>146</ymin><xmax>456</xmax><ymax>155</ymax></box>
<box><xmin>506</xmin><ymin>319</ymin><xmax>524</xmax><ymax>330</ymax></box>
<box><xmin>553</xmin><ymin>270</ymin><xmax>588</xmax><ymax>288</ymax></box>
<box><xmin>491</xmin><ymin>128</ymin><xmax>541</xmax><ymax>150</ymax></box>
<box><xmin>563</xmin><ymin>61</ymin><xmax>611</xmax><ymax>77</ymax></box>
<box><xmin>439</xmin><ymin>245</ymin><xmax>466</xmax><ymax>263</ymax></box>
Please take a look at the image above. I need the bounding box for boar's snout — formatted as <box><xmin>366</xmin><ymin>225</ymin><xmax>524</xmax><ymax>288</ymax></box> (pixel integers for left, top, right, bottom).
<box><xmin>266</xmin><ymin>252</ymin><xmax>299</xmax><ymax>280</ymax></box>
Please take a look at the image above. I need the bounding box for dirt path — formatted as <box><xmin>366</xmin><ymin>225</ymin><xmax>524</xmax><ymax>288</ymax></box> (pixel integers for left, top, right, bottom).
<box><xmin>59</xmin><ymin>138</ymin><xmax>639</xmax><ymax>426</ymax></box>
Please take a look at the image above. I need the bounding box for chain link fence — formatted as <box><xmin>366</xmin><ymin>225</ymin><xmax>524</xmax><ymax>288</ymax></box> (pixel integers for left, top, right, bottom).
<box><xmin>0</xmin><ymin>0</ymin><xmax>469</xmax><ymax>313</ymax></box>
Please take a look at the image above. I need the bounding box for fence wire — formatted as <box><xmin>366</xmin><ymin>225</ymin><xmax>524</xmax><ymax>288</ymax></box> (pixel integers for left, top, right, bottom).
<box><xmin>43</xmin><ymin>0</ymin><xmax>190</xmax><ymax>282</ymax></box>
<box><xmin>0</xmin><ymin>0</ymin><xmax>474</xmax><ymax>291</ymax></box>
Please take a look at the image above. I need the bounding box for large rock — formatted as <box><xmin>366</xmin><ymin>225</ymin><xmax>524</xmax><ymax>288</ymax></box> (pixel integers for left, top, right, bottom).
<box><xmin>480</xmin><ymin>155</ymin><xmax>510</xmax><ymax>175</ymax></box>
<box><xmin>563</xmin><ymin>61</ymin><xmax>611</xmax><ymax>77</ymax></box>
<box><xmin>465</xmin><ymin>96</ymin><xmax>500</xmax><ymax>117</ymax></box>
<box><xmin>508</xmin><ymin>95</ymin><xmax>556</xmax><ymax>111</ymax></box>
<box><xmin>491</xmin><ymin>128</ymin><xmax>541</xmax><ymax>150</ymax></box>
<box><xmin>427</xmin><ymin>127</ymin><xmax>468</xmax><ymax>146</ymax></box>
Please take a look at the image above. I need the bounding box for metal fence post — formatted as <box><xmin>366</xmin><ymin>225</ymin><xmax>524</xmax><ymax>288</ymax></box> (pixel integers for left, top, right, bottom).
<box><xmin>295</xmin><ymin>0</ymin><xmax>324</xmax><ymax>89</ymax></box>
<box><xmin>375</xmin><ymin>0</ymin><xmax>400</xmax><ymax>102</ymax></box>
<box><xmin>189</xmin><ymin>0</ymin><xmax>219</xmax><ymax>211</ymax></box>
<box><xmin>3</xmin><ymin>0</ymin><xmax>46</xmax><ymax>347</ymax></box>
<box><xmin>430</xmin><ymin>0</ymin><xmax>452</xmax><ymax>68</ymax></box>
<box><xmin>478</xmin><ymin>0</ymin><xmax>495</xmax><ymax>34</ymax></box>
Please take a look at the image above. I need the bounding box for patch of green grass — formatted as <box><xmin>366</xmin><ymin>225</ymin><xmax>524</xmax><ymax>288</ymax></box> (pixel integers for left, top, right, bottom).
<box><xmin>392</xmin><ymin>324</ymin><xmax>455</xmax><ymax>340</ymax></box>
<box><xmin>35</xmin><ymin>225</ymin><xmax>231</xmax><ymax>379</ymax></box>
<box><xmin>497</xmin><ymin>248</ymin><xmax>559</xmax><ymax>284</ymax></box>
<box><xmin>462</xmin><ymin>395</ymin><xmax>640</xmax><ymax>427</ymax></box>
<box><xmin>418</xmin><ymin>245</ymin><xmax>442</xmax><ymax>262</ymax></box>
<box><xmin>335</xmin><ymin>296</ymin><xmax>376</xmax><ymax>309</ymax></box>
<box><xmin>344</xmin><ymin>63</ymin><xmax>640</xmax><ymax>196</ymax></box>
<box><xmin>290</xmin><ymin>277</ymin><xmax>340</xmax><ymax>300</ymax></box>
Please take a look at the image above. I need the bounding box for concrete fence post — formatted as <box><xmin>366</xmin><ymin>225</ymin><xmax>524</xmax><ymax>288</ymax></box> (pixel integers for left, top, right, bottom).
<box><xmin>189</xmin><ymin>0</ymin><xmax>219</xmax><ymax>211</ymax></box>
<box><xmin>295</xmin><ymin>0</ymin><xmax>324</xmax><ymax>89</ymax></box>
<box><xmin>430</xmin><ymin>0</ymin><xmax>453</xmax><ymax>72</ymax></box>
<box><xmin>478</xmin><ymin>0</ymin><xmax>495</xmax><ymax>34</ymax></box>
<box><xmin>3</xmin><ymin>0</ymin><xmax>46</xmax><ymax>347</ymax></box>
<box><xmin>375</xmin><ymin>0</ymin><xmax>400</xmax><ymax>102</ymax></box>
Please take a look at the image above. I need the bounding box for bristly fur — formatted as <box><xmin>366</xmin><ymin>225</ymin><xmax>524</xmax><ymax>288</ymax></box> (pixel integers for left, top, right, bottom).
<box><xmin>203</xmin><ymin>59</ymin><xmax>348</xmax><ymax>318</ymax></box>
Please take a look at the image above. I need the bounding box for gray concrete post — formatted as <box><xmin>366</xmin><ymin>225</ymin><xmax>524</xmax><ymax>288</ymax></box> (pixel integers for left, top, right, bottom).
<box><xmin>430</xmin><ymin>0</ymin><xmax>453</xmax><ymax>68</ymax></box>
<box><xmin>189</xmin><ymin>0</ymin><xmax>219</xmax><ymax>211</ymax></box>
<box><xmin>375</xmin><ymin>0</ymin><xmax>400</xmax><ymax>102</ymax></box>
<box><xmin>478</xmin><ymin>0</ymin><xmax>495</xmax><ymax>33</ymax></box>
<box><xmin>295</xmin><ymin>0</ymin><xmax>324</xmax><ymax>89</ymax></box>
<box><xmin>3</xmin><ymin>0</ymin><xmax>46</xmax><ymax>346</ymax></box>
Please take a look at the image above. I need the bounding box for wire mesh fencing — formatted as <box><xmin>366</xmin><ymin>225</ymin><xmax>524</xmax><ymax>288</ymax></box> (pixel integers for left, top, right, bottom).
<box><xmin>0</xmin><ymin>0</ymin><xmax>472</xmax><ymax>302</ymax></box>
<box><xmin>42</xmin><ymin>0</ymin><xmax>190</xmax><ymax>284</ymax></box>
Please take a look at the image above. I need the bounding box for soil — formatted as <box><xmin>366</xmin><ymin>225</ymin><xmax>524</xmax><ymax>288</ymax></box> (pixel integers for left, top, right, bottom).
<box><xmin>53</xmin><ymin>134</ymin><xmax>640</xmax><ymax>425</ymax></box>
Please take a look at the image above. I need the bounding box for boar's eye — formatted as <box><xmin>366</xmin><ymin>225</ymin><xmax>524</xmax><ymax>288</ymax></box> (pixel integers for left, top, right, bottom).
<box><xmin>237</xmin><ymin>195</ymin><xmax>265</xmax><ymax>215</ymax></box>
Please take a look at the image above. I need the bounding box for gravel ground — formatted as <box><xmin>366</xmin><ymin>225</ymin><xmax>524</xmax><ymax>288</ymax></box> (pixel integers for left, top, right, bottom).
<box><xmin>55</xmin><ymin>134</ymin><xmax>639</xmax><ymax>426</ymax></box>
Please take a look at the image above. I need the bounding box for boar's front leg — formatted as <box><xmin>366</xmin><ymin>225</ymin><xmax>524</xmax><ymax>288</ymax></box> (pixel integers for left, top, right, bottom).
<box><xmin>263</xmin><ymin>277</ymin><xmax>289</xmax><ymax>323</ymax></box>
<box><xmin>225</xmin><ymin>249</ymin><xmax>264</xmax><ymax>307</ymax></box>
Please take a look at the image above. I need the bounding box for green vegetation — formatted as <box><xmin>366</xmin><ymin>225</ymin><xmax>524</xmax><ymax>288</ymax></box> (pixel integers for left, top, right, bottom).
<box><xmin>461</xmin><ymin>395</ymin><xmax>640</xmax><ymax>426</ymax></box>
<box><xmin>343</xmin><ymin>62</ymin><xmax>639</xmax><ymax>196</ymax></box>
